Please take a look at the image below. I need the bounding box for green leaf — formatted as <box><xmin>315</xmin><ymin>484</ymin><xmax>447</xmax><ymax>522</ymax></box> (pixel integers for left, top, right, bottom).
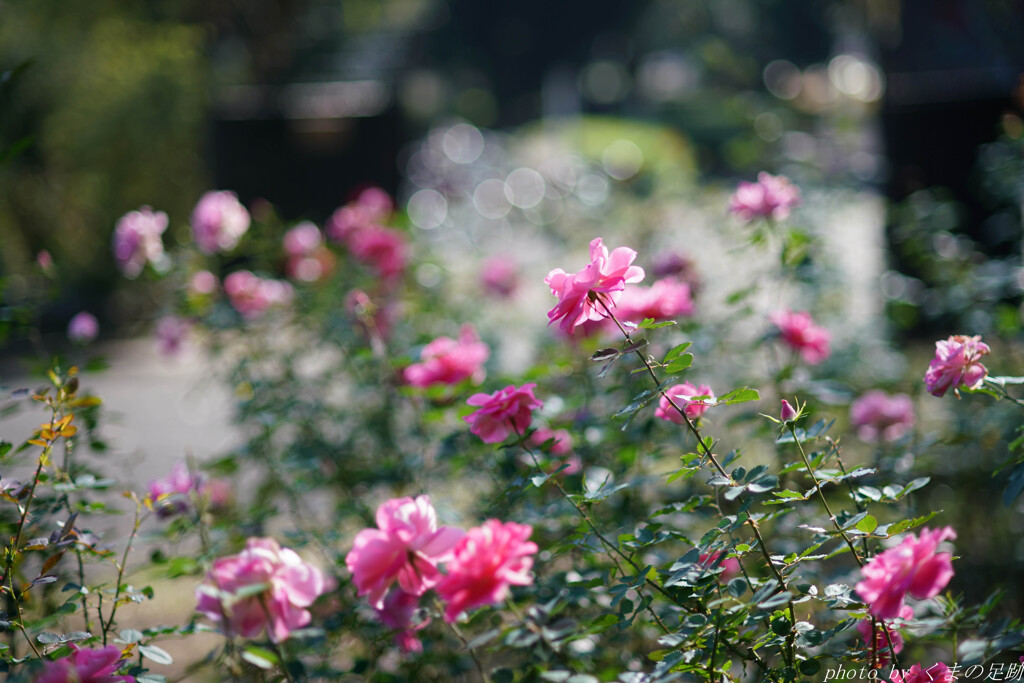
<box><xmin>883</xmin><ymin>511</ymin><xmax>940</xmax><ymax>537</ymax></box>
<box><xmin>240</xmin><ymin>646</ymin><xmax>278</xmax><ymax>669</ymax></box>
<box><xmin>717</xmin><ymin>387</ymin><xmax>760</xmax><ymax>406</ymax></box>
<box><xmin>139</xmin><ymin>644</ymin><xmax>174</xmax><ymax>666</ymax></box>
<box><xmin>854</xmin><ymin>515</ymin><xmax>878</xmax><ymax>533</ymax></box>
<box><xmin>639</xmin><ymin>318</ymin><xmax>677</xmax><ymax>330</ymax></box>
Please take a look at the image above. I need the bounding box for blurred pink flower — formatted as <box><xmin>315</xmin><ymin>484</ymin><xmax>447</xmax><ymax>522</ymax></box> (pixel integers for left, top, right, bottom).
<box><xmin>890</xmin><ymin>663</ymin><xmax>954</xmax><ymax>683</ymax></box>
<box><xmin>770</xmin><ymin>310</ymin><xmax>831</xmax><ymax>365</ymax></box>
<box><xmin>347</xmin><ymin>226</ymin><xmax>408</xmax><ymax>279</ymax></box>
<box><xmin>67</xmin><ymin>312</ymin><xmax>99</xmax><ymax>344</ymax></box>
<box><xmin>36</xmin><ymin>250</ymin><xmax>54</xmax><ymax>273</ymax></box>
<box><xmin>148</xmin><ymin>462</ymin><xmax>229</xmax><ymax>518</ymax></box>
<box><xmin>729</xmin><ymin>172</ymin><xmax>801</xmax><ymax>222</ymax></box>
<box><xmin>856</xmin><ymin>604</ymin><xmax>913</xmax><ymax>668</ymax></box>
<box><xmin>326</xmin><ymin>188</ymin><xmax>393</xmax><ymax>243</ymax></box>
<box><xmin>188</xmin><ymin>270</ymin><xmax>219</xmax><ymax>296</ymax></box>
<box><xmin>36</xmin><ymin>644</ymin><xmax>133</xmax><ymax>683</ymax></box>
<box><xmin>191</xmin><ymin>190</ymin><xmax>250</xmax><ymax>254</ymax></box>
<box><xmin>850</xmin><ymin>391</ymin><xmax>915</xmax><ymax>442</ymax></box>
<box><xmin>780</xmin><ymin>399</ymin><xmax>798</xmax><ymax>423</ymax></box>
<box><xmin>224</xmin><ymin>271</ymin><xmax>294</xmax><ymax>319</ymax></box>
<box><xmin>545</xmin><ymin>238</ymin><xmax>645</xmax><ymax>334</ymax></box>
<box><xmin>698</xmin><ymin>551</ymin><xmax>740</xmax><ymax>582</ymax></box>
<box><xmin>924</xmin><ymin>334</ymin><xmax>990</xmax><ymax>397</ymax></box>
<box><xmin>613</xmin><ymin>277</ymin><xmax>695</xmax><ymax>323</ymax></box>
<box><xmin>375</xmin><ymin>587</ymin><xmax>429</xmax><ymax>653</ymax></box>
<box><xmin>112</xmin><ymin>206</ymin><xmax>168</xmax><ymax>279</ymax></box>
<box><xmin>480</xmin><ymin>257</ymin><xmax>519</xmax><ymax>298</ymax></box>
<box><xmin>283</xmin><ymin>222</ymin><xmax>335</xmax><ymax>283</ymax></box>
<box><xmin>655</xmin><ymin>382</ymin><xmax>714</xmax><ymax>423</ymax></box>
<box><xmin>345</xmin><ymin>495</ymin><xmax>464</xmax><ymax>609</ymax></box>
<box><xmin>346</xmin><ymin>289</ymin><xmax>397</xmax><ymax>341</ymax></box>
<box><xmin>155</xmin><ymin>315</ymin><xmax>191</xmax><ymax>356</ymax></box>
<box><xmin>855</xmin><ymin>527</ymin><xmax>956</xmax><ymax>620</ymax></box>
<box><xmin>404</xmin><ymin>325</ymin><xmax>489</xmax><ymax>387</ymax></box>
<box><xmin>529</xmin><ymin>427</ymin><xmax>573</xmax><ymax>456</ymax></box>
<box><xmin>436</xmin><ymin>519</ymin><xmax>538</xmax><ymax>623</ymax></box>
<box><xmin>282</xmin><ymin>221</ymin><xmax>322</xmax><ymax>257</ymax></box>
<box><xmin>196</xmin><ymin>537</ymin><xmax>331</xmax><ymax>642</ymax></box>
<box><xmin>464</xmin><ymin>384</ymin><xmax>543</xmax><ymax>444</ymax></box>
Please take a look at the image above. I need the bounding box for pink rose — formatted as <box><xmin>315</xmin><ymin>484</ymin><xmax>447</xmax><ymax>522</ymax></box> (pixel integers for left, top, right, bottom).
<box><xmin>529</xmin><ymin>428</ymin><xmax>573</xmax><ymax>457</ymax></box>
<box><xmin>480</xmin><ymin>257</ymin><xmax>519</xmax><ymax>298</ymax></box>
<box><xmin>347</xmin><ymin>225</ymin><xmax>408</xmax><ymax>280</ymax></box>
<box><xmin>850</xmin><ymin>391</ymin><xmax>915</xmax><ymax>442</ymax></box>
<box><xmin>463</xmin><ymin>384</ymin><xmax>544</xmax><ymax>444</ymax></box>
<box><xmin>612</xmin><ymin>277</ymin><xmax>695</xmax><ymax>323</ymax></box>
<box><xmin>890</xmin><ymin>663</ymin><xmax>954</xmax><ymax>683</ymax></box>
<box><xmin>224</xmin><ymin>271</ymin><xmax>294</xmax><ymax>319</ymax></box>
<box><xmin>375</xmin><ymin>587</ymin><xmax>429</xmax><ymax>653</ymax></box>
<box><xmin>112</xmin><ymin>206</ymin><xmax>167</xmax><ymax>279</ymax></box>
<box><xmin>780</xmin><ymin>399</ymin><xmax>799</xmax><ymax>423</ymax></box>
<box><xmin>148</xmin><ymin>461</ymin><xmax>229</xmax><ymax>518</ymax></box>
<box><xmin>188</xmin><ymin>270</ymin><xmax>219</xmax><ymax>296</ymax></box>
<box><xmin>191</xmin><ymin>190</ymin><xmax>250</xmax><ymax>254</ymax></box>
<box><xmin>770</xmin><ymin>310</ymin><xmax>831</xmax><ymax>365</ymax></box>
<box><xmin>326</xmin><ymin>188</ymin><xmax>393</xmax><ymax>243</ymax></box>
<box><xmin>655</xmin><ymin>383</ymin><xmax>714</xmax><ymax>423</ymax></box>
<box><xmin>856</xmin><ymin>604</ymin><xmax>913</xmax><ymax>668</ymax></box>
<box><xmin>924</xmin><ymin>334</ymin><xmax>990</xmax><ymax>397</ymax></box>
<box><xmin>36</xmin><ymin>644</ymin><xmax>134</xmax><ymax>683</ymax></box>
<box><xmin>855</xmin><ymin>527</ymin><xmax>956</xmax><ymax>620</ymax></box>
<box><xmin>436</xmin><ymin>520</ymin><xmax>538</xmax><ymax>623</ymax></box>
<box><xmin>345</xmin><ymin>495</ymin><xmax>464</xmax><ymax>609</ymax></box>
<box><xmin>545</xmin><ymin>238</ymin><xmax>645</xmax><ymax>334</ymax></box>
<box><xmin>67</xmin><ymin>312</ymin><xmax>99</xmax><ymax>344</ymax></box>
<box><xmin>196</xmin><ymin>537</ymin><xmax>331</xmax><ymax>642</ymax></box>
<box><xmin>404</xmin><ymin>325</ymin><xmax>490</xmax><ymax>387</ymax></box>
<box><xmin>729</xmin><ymin>172</ymin><xmax>801</xmax><ymax>222</ymax></box>
<box><xmin>283</xmin><ymin>222</ymin><xmax>335</xmax><ymax>283</ymax></box>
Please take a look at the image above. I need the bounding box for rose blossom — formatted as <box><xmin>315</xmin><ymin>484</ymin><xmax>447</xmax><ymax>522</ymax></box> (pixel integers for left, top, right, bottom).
<box><xmin>856</xmin><ymin>604</ymin><xmax>913</xmax><ymax>667</ymax></box>
<box><xmin>780</xmin><ymin>399</ymin><xmax>798</xmax><ymax>423</ymax></box>
<box><xmin>728</xmin><ymin>172</ymin><xmax>801</xmax><ymax>222</ymax></box>
<box><xmin>545</xmin><ymin>237</ymin><xmax>645</xmax><ymax>334</ymax></box>
<box><xmin>923</xmin><ymin>334</ymin><xmax>990</xmax><ymax>397</ymax></box>
<box><xmin>345</xmin><ymin>495</ymin><xmax>464</xmax><ymax>608</ymax></box>
<box><xmin>436</xmin><ymin>520</ymin><xmax>538</xmax><ymax>623</ymax></box>
<box><xmin>654</xmin><ymin>383</ymin><xmax>714</xmax><ymax>423</ymax></box>
<box><xmin>375</xmin><ymin>587</ymin><xmax>429</xmax><ymax>653</ymax></box>
<box><xmin>326</xmin><ymin>187</ymin><xmax>394</xmax><ymax>243</ymax></box>
<box><xmin>283</xmin><ymin>222</ymin><xmax>335</xmax><ymax>282</ymax></box>
<box><xmin>403</xmin><ymin>325</ymin><xmax>490</xmax><ymax>387</ymax></box>
<box><xmin>613</xmin><ymin>277</ymin><xmax>695</xmax><ymax>323</ymax></box>
<box><xmin>67</xmin><ymin>312</ymin><xmax>99</xmax><ymax>344</ymax></box>
<box><xmin>855</xmin><ymin>527</ymin><xmax>956</xmax><ymax>620</ymax></box>
<box><xmin>850</xmin><ymin>391</ymin><xmax>915</xmax><ymax>442</ymax></box>
<box><xmin>191</xmin><ymin>190</ymin><xmax>250</xmax><ymax>254</ymax></box>
<box><xmin>770</xmin><ymin>310</ymin><xmax>831</xmax><ymax>365</ymax></box>
<box><xmin>188</xmin><ymin>270</ymin><xmax>219</xmax><ymax>296</ymax></box>
<box><xmin>890</xmin><ymin>663</ymin><xmax>955</xmax><ymax>683</ymax></box>
<box><xmin>224</xmin><ymin>271</ymin><xmax>294</xmax><ymax>319</ymax></box>
<box><xmin>480</xmin><ymin>257</ymin><xmax>519</xmax><ymax>298</ymax></box>
<box><xmin>148</xmin><ymin>461</ymin><xmax>228</xmax><ymax>518</ymax></box>
<box><xmin>196</xmin><ymin>537</ymin><xmax>331</xmax><ymax>642</ymax></box>
<box><xmin>36</xmin><ymin>644</ymin><xmax>134</xmax><ymax>683</ymax></box>
<box><xmin>463</xmin><ymin>384</ymin><xmax>543</xmax><ymax>444</ymax></box>
<box><xmin>112</xmin><ymin>206</ymin><xmax>167</xmax><ymax>278</ymax></box>
<box><xmin>347</xmin><ymin>225</ymin><xmax>408</xmax><ymax>279</ymax></box>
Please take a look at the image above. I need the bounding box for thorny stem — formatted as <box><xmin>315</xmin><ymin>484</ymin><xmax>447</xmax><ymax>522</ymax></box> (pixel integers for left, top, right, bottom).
<box><xmin>785</xmin><ymin>423</ymin><xmax>864</xmax><ymax>568</ymax></box>
<box><xmin>435</xmin><ymin>597</ymin><xmax>490</xmax><ymax>683</ymax></box>
<box><xmin>596</xmin><ymin>298</ymin><xmax>799</xmax><ymax>666</ymax></box>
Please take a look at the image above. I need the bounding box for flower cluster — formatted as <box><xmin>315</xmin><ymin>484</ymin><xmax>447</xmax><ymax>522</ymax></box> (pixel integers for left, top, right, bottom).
<box><xmin>112</xmin><ymin>206</ymin><xmax>167</xmax><ymax>278</ymax></box>
<box><xmin>404</xmin><ymin>325</ymin><xmax>490</xmax><ymax>388</ymax></box>
<box><xmin>327</xmin><ymin>188</ymin><xmax>407</xmax><ymax>280</ymax></box>
<box><xmin>346</xmin><ymin>496</ymin><xmax>537</xmax><ymax>650</ymax></box>
<box><xmin>924</xmin><ymin>334</ymin><xmax>990</xmax><ymax>397</ymax></box>
<box><xmin>728</xmin><ymin>172</ymin><xmax>801</xmax><ymax>222</ymax></box>
<box><xmin>196</xmin><ymin>537</ymin><xmax>331</xmax><ymax>642</ymax></box>
<box><xmin>855</xmin><ymin>526</ymin><xmax>956</xmax><ymax>619</ymax></box>
<box><xmin>545</xmin><ymin>238</ymin><xmax>645</xmax><ymax>334</ymax></box>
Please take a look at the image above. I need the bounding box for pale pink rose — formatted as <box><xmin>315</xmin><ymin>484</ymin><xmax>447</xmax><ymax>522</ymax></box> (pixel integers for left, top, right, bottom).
<box><xmin>699</xmin><ymin>551</ymin><xmax>740</xmax><ymax>582</ymax></box>
<box><xmin>112</xmin><ymin>206</ymin><xmax>168</xmax><ymax>279</ymax></box>
<box><xmin>436</xmin><ymin>520</ymin><xmax>538</xmax><ymax>623</ymax></box>
<box><xmin>655</xmin><ymin>383</ymin><xmax>714</xmax><ymax>423</ymax></box>
<box><xmin>191</xmin><ymin>190</ymin><xmax>250</xmax><ymax>254</ymax></box>
<box><xmin>224</xmin><ymin>271</ymin><xmax>294</xmax><ymax>319</ymax></box>
<box><xmin>850</xmin><ymin>391</ymin><xmax>915</xmax><ymax>442</ymax></box>
<box><xmin>326</xmin><ymin>188</ymin><xmax>393</xmax><ymax>243</ymax></box>
<box><xmin>545</xmin><ymin>238</ymin><xmax>645</xmax><ymax>334</ymax></box>
<box><xmin>924</xmin><ymin>334</ymin><xmax>990</xmax><ymax>397</ymax></box>
<box><xmin>282</xmin><ymin>221</ymin><xmax>322</xmax><ymax>257</ymax></box>
<box><xmin>463</xmin><ymin>384</ymin><xmax>543</xmax><ymax>444</ymax></box>
<box><xmin>67</xmin><ymin>312</ymin><xmax>99</xmax><ymax>344</ymax></box>
<box><xmin>770</xmin><ymin>310</ymin><xmax>831</xmax><ymax>365</ymax></box>
<box><xmin>729</xmin><ymin>172</ymin><xmax>801</xmax><ymax>222</ymax></box>
<box><xmin>856</xmin><ymin>604</ymin><xmax>913</xmax><ymax>668</ymax></box>
<box><xmin>890</xmin><ymin>663</ymin><xmax>954</xmax><ymax>683</ymax></box>
<box><xmin>155</xmin><ymin>315</ymin><xmax>191</xmax><ymax>356</ymax></box>
<box><xmin>188</xmin><ymin>270</ymin><xmax>219</xmax><ymax>296</ymax></box>
<box><xmin>780</xmin><ymin>399</ymin><xmax>798</xmax><ymax>423</ymax></box>
<box><xmin>345</xmin><ymin>495</ymin><xmax>464</xmax><ymax>609</ymax></box>
<box><xmin>480</xmin><ymin>257</ymin><xmax>519</xmax><ymax>298</ymax></box>
<box><xmin>36</xmin><ymin>644</ymin><xmax>134</xmax><ymax>683</ymax></box>
<box><xmin>855</xmin><ymin>527</ymin><xmax>956</xmax><ymax>620</ymax></box>
<box><xmin>403</xmin><ymin>325</ymin><xmax>489</xmax><ymax>387</ymax></box>
<box><xmin>283</xmin><ymin>222</ymin><xmax>335</xmax><ymax>282</ymax></box>
<box><xmin>375</xmin><ymin>587</ymin><xmax>429</xmax><ymax>653</ymax></box>
<box><xmin>613</xmin><ymin>277</ymin><xmax>695</xmax><ymax>323</ymax></box>
<box><xmin>196</xmin><ymin>537</ymin><xmax>331</xmax><ymax>642</ymax></box>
